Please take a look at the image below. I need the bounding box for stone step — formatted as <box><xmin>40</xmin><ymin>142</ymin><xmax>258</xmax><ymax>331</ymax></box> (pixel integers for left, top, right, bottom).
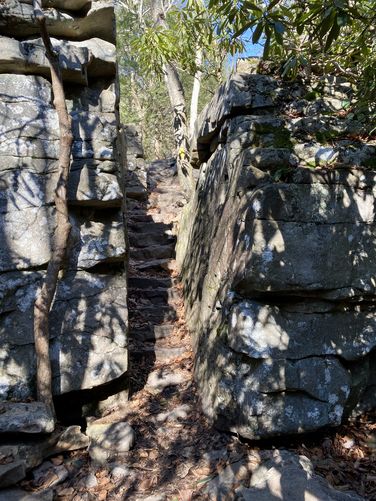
<box><xmin>129</xmin><ymin>244</ymin><xmax>175</xmax><ymax>261</ymax></box>
<box><xmin>129</xmin><ymin>232</ymin><xmax>175</xmax><ymax>248</ymax></box>
<box><xmin>128</xmin><ymin>287</ymin><xmax>180</xmax><ymax>304</ymax></box>
<box><xmin>131</xmin><ymin>345</ymin><xmax>187</xmax><ymax>363</ymax></box>
<box><xmin>129</xmin><ymin>306</ymin><xmax>177</xmax><ymax>323</ymax></box>
<box><xmin>128</xmin><ymin>276</ymin><xmax>175</xmax><ymax>289</ymax></box>
<box><xmin>128</xmin><ymin>221</ymin><xmax>173</xmax><ymax>234</ymax></box>
<box><xmin>133</xmin><ymin>258</ymin><xmax>173</xmax><ymax>272</ymax></box>
<box><xmin>0</xmin><ymin>402</ymin><xmax>55</xmax><ymax>435</ymax></box>
<box><xmin>129</xmin><ymin>324</ymin><xmax>175</xmax><ymax>341</ymax></box>
<box><xmin>151</xmin><ymin>184</ymin><xmax>183</xmax><ymax>194</ymax></box>
<box><xmin>127</xmin><ymin>200</ymin><xmax>147</xmax><ymax>212</ymax></box>
<box><xmin>125</xmin><ymin>186</ymin><xmax>148</xmax><ymax>201</ymax></box>
<box><xmin>129</xmin><ymin>213</ymin><xmax>177</xmax><ymax>224</ymax></box>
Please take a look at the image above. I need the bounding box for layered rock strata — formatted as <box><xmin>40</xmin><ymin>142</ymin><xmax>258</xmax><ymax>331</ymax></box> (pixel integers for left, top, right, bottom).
<box><xmin>0</xmin><ymin>0</ymin><xmax>128</xmax><ymax>405</ymax></box>
<box><xmin>178</xmin><ymin>72</ymin><xmax>376</xmax><ymax>438</ymax></box>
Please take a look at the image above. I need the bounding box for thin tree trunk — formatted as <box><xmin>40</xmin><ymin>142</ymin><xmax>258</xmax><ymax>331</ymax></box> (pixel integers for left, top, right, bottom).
<box><xmin>189</xmin><ymin>48</ymin><xmax>203</xmax><ymax>139</ymax></box>
<box><xmin>33</xmin><ymin>0</ymin><xmax>73</xmax><ymax>416</ymax></box>
<box><xmin>151</xmin><ymin>0</ymin><xmax>193</xmax><ymax>197</ymax></box>
<box><xmin>163</xmin><ymin>62</ymin><xmax>193</xmax><ymax>196</ymax></box>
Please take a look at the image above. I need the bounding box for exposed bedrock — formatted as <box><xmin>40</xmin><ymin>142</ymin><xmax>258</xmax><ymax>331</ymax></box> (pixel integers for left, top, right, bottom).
<box><xmin>178</xmin><ymin>72</ymin><xmax>376</xmax><ymax>439</ymax></box>
<box><xmin>0</xmin><ymin>0</ymin><xmax>128</xmax><ymax>412</ymax></box>
<box><xmin>0</xmin><ymin>1</ymin><xmax>115</xmax><ymax>43</ymax></box>
<box><xmin>0</xmin><ymin>36</ymin><xmax>115</xmax><ymax>85</ymax></box>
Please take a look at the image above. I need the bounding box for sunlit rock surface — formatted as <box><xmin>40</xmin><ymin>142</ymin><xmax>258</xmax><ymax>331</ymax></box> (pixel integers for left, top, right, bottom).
<box><xmin>0</xmin><ymin>1</ymin><xmax>115</xmax><ymax>43</ymax></box>
<box><xmin>0</xmin><ymin>0</ymin><xmax>128</xmax><ymax>402</ymax></box>
<box><xmin>179</xmin><ymin>72</ymin><xmax>376</xmax><ymax>438</ymax></box>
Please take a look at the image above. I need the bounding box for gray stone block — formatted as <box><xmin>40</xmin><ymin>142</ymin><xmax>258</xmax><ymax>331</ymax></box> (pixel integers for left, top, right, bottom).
<box><xmin>20</xmin><ymin>0</ymin><xmax>91</xmax><ymax>10</ymax></box>
<box><xmin>0</xmin><ymin>461</ymin><xmax>26</xmax><ymax>488</ymax></box>
<box><xmin>0</xmin><ymin>1</ymin><xmax>115</xmax><ymax>43</ymax></box>
<box><xmin>0</xmin><ymin>489</ymin><xmax>53</xmax><ymax>501</ymax></box>
<box><xmin>0</xmin><ymin>83</ymin><xmax>117</xmax><ymax>161</ymax></box>
<box><xmin>0</xmin><ymin>36</ymin><xmax>115</xmax><ymax>84</ymax></box>
<box><xmin>0</xmin><ymin>402</ymin><xmax>54</xmax><ymax>434</ymax></box>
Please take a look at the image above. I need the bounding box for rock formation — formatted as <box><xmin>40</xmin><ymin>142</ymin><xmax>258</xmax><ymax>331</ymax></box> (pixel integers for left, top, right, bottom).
<box><xmin>178</xmin><ymin>72</ymin><xmax>376</xmax><ymax>439</ymax></box>
<box><xmin>0</xmin><ymin>0</ymin><xmax>127</xmax><ymax>409</ymax></box>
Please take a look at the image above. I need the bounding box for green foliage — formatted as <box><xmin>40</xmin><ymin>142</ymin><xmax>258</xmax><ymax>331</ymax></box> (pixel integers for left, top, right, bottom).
<box><xmin>206</xmin><ymin>0</ymin><xmax>376</xmax><ymax>121</ymax></box>
<box><xmin>121</xmin><ymin>0</ymin><xmax>228</xmax><ymax>79</ymax></box>
<box><xmin>116</xmin><ymin>0</ymin><xmax>223</xmax><ymax>158</ymax></box>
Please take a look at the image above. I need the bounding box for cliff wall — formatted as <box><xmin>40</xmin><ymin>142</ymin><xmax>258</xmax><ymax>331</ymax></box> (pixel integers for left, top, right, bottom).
<box><xmin>0</xmin><ymin>0</ymin><xmax>128</xmax><ymax>408</ymax></box>
<box><xmin>178</xmin><ymin>72</ymin><xmax>376</xmax><ymax>439</ymax></box>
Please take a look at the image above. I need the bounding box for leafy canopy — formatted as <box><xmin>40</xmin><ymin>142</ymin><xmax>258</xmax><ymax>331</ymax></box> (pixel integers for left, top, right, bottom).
<box><xmin>206</xmin><ymin>0</ymin><xmax>376</xmax><ymax>105</ymax></box>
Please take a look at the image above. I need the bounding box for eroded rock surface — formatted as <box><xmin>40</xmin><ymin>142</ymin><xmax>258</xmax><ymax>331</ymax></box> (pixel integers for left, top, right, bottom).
<box><xmin>0</xmin><ymin>1</ymin><xmax>128</xmax><ymax>406</ymax></box>
<box><xmin>179</xmin><ymin>72</ymin><xmax>376</xmax><ymax>439</ymax></box>
<box><xmin>0</xmin><ymin>1</ymin><xmax>115</xmax><ymax>43</ymax></box>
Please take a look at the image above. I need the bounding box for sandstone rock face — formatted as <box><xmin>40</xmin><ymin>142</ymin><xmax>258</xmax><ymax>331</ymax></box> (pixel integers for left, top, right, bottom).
<box><xmin>0</xmin><ymin>402</ymin><xmax>54</xmax><ymax>434</ymax></box>
<box><xmin>179</xmin><ymin>73</ymin><xmax>376</xmax><ymax>439</ymax></box>
<box><xmin>0</xmin><ymin>1</ymin><xmax>115</xmax><ymax>43</ymax></box>
<box><xmin>0</xmin><ymin>36</ymin><xmax>115</xmax><ymax>85</ymax></box>
<box><xmin>0</xmin><ymin>1</ymin><xmax>128</xmax><ymax>403</ymax></box>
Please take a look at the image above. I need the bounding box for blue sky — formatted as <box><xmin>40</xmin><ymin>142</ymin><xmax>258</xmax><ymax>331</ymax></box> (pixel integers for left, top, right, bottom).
<box><xmin>240</xmin><ymin>38</ymin><xmax>264</xmax><ymax>57</ymax></box>
<box><xmin>228</xmin><ymin>29</ymin><xmax>264</xmax><ymax>69</ymax></box>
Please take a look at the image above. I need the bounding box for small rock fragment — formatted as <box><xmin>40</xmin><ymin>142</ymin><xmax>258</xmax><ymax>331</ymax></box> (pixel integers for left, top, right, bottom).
<box><xmin>81</xmin><ymin>472</ymin><xmax>98</xmax><ymax>489</ymax></box>
<box><xmin>32</xmin><ymin>461</ymin><xmax>54</xmax><ymax>484</ymax></box>
<box><xmin>54</xmin><ymin>425</ymin><xmax>90</xmax><ymax>453</ymax></box>
<box><xmin>57</xmin><ymin>487</ymin><xmax>75</xmax><ymax>498</ymax></box>
<box><xmin>155</xmin><ymin>404</ymin><xmax>191</xmax><ymax>423</ymax></box>
<box><xmin>86</xmin><ymin>421</ymin><xmax>135</xmax><ymax>464</ymax></box>
<box><xmin>0</xmin><ymin>461</ymin><xmax>26</xmax><ymax>488</ymax></box>
<box><xmin>142</xmin><ymin>496</ymin><xmax>166</xmax><ymax>501</ymax></box>
<box><xmin>146</xmin><ymin>368</ymin><xmax>189</xmax><ymax>391</ymax></box>
<box><xmin>110</xmin><ymin>465</ymin><xmax>130</xmax><ymax>481</ymax></box>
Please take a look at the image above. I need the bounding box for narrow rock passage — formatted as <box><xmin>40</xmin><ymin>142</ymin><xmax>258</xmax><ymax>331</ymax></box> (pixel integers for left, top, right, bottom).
<box><xmin>127</xmin><ymin>159</ymin><xmax>189</xmax><ymax>392</ymax></box>
<box><xmin>93</xmin><ymin>159</ymin><xmax>236</xmax><ymax>499</ymax></box>
<box><xmin>94</xmin><ymin>159</ymin><xmax>374</xmax><ymax>501</ymax></box>
<box><xmin>13</xmin><ymin>160</ymin><xmax>374</xmax><ymax>501</ymax></box>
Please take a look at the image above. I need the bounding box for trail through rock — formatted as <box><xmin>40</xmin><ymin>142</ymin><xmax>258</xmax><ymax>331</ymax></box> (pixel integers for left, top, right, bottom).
<box><xmin>14</xmin><ymin>159</ymin><xmax>375</xmax><ymax>501</ymax></box>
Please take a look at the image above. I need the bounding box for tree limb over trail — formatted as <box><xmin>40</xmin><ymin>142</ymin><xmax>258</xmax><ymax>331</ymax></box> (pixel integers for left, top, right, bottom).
<box><xmin>33</xmin><ymin>0</ymin><xmax>73</xmax><ymax>417</ymax></box>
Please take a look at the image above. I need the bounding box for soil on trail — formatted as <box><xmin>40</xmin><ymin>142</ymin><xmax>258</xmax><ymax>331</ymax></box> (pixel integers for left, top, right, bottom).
<box><xmin>21</xmin><ymin>160</ymin><xmax>376</xmax><ymax>500</ymax></box>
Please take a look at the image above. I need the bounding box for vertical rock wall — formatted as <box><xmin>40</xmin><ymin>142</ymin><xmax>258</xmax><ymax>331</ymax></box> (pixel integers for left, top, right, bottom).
<box><xmin>0</xmin><ymin>0</ymin><xmax>128</xmax><ymax>404</ymax></box>
<box><xmin>178</xmin><ymin>73</ymin><xmax>376</xmax><ymax>439</ymax></box>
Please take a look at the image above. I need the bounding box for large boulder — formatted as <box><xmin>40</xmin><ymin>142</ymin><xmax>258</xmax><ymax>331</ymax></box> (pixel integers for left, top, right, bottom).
<box><xmin>179</xmin><ymin>73</ymin><xmax>376</xmax><ymax>439</ymax></box>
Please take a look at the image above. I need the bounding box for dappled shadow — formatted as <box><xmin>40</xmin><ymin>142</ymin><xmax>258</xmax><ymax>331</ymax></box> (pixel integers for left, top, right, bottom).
<box><xmin>0</xmin><ymin>68</ymin><xmax>129</xmax><ymax>425</ymax></box>
<box><xmin>180</xmin><ymin>75</ymin><xmax>376</xmax><ymax>470</ymax></box>
<box><xmin>126</xmin><ymin>158</ymin><xmax>179</xmax><ymax>394</ymax></box>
